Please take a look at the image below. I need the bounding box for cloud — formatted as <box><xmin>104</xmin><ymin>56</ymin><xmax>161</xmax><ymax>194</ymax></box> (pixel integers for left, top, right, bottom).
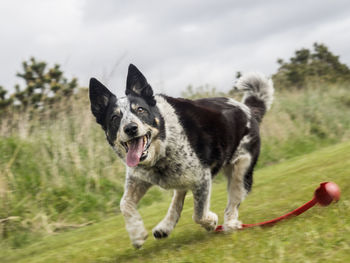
<box><xmin>1</xmin><ymin>0</ymin><xmax>350</xmax><ymax>97</ymax></box>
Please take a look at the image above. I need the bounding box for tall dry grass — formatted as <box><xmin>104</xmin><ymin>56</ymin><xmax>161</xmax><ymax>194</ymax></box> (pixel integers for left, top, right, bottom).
<box><xmin>259</xmin><ymin>83</ymin><xmax>350</xmax><ymax>165</ymax></box>
<box><xmin>0</xmin><ymin>90</ymin><xmax>127</xmax><ymax>243</ymax></box>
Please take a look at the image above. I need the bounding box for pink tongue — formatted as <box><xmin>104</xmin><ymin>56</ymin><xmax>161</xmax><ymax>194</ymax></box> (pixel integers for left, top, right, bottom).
<box><xmin>126</xmin><ymin>137</ymin><xmax>144</xmax><ymax>167</ymax></box>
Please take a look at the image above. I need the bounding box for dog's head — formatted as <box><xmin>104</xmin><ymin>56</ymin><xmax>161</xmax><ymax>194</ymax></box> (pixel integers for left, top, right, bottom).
<box><xmin>89</xmin><ymin>64</ymin><xmax>165</xmax><ymax>167</ymax></box>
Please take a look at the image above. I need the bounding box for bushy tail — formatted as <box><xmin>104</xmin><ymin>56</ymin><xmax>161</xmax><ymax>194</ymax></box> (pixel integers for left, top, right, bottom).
<box><xmin>234</xmin><ymin>72</ymin><xmax>274</xmax><ymax>123</ymax></box>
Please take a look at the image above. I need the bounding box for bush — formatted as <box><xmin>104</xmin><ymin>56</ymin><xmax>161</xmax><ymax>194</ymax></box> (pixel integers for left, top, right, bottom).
<box><xmin>273</xmin><ymin>43</ymin><xmax>350</xmax><ymax>89</ymax></box>
<box><xmin>0</xmin><ymin>57</ymin><xmax>78</xmax><ymax>113</ymax></box>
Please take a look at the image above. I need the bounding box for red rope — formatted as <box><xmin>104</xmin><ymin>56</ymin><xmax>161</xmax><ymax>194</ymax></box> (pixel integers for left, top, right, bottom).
<box><xmin>215</xmin><ymin>182</ymin><xmax>340</xmax><ymax>232</ymax></box>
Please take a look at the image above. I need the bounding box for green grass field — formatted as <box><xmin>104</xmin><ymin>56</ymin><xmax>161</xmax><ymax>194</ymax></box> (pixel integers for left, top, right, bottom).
<box><xmin>1</xmin><ymin>83</ymin><xmax>350</xmax><ymax>243</ymax></box>
<box><xmin>1</xmin><ymin>141</ymin><xmax>349</xmax><ymax>263</ymax></box>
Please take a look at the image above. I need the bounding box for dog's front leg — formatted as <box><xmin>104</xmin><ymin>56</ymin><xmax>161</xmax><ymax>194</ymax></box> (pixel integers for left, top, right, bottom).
<box><xmin>153</xmin><ymin>189</ymin><xmax>187</xmax><ymax>239</ymax></box>
<box><xmin>120</xmin><ymin>176</ymin><xmax>152</xmax><ymax>249</ymax></box>
<box><xmin>192</xmin><ymin>175</ymin><xmax>218</xmax><ymax>231</ymax></box>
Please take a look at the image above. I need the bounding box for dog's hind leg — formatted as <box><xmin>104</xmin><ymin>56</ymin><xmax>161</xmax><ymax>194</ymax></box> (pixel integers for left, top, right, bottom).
<box><xmin>120</xmin><ymin>176</ymin><xmax>152</xmax><ymax>249</ymax></box>
<box><xmin>192</xmin><ymin>171</ymin><xmax>218</xmax><ymax>231</ymax></box>
<box><xmin>223</xmin><ymin>153</ymin><xmax>252</xmax><ymax>231</ymax></box>
<box><xmin>152</xmin><ymin>189</ymin><xmax>187</xmax><ymax>239</ymax></box>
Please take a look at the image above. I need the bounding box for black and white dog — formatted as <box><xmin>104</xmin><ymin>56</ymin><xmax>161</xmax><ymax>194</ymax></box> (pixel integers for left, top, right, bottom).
<box><xmin>89</xmin><ymin>64</ymin><xmax>273</xmax><ymax>248</ymax></box>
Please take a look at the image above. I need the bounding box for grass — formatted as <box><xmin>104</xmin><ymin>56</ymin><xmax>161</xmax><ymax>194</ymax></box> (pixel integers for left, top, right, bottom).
<box><xmin>1</xmin><ymin>82</ymin><xmax>350</xmax><ymax>247</ymax></box>
<box><xmin>1</xmin><ymin>141</ymin><xmax>349</xmax><ymax>263</ymax></box>
<box><xmin>258</xmin><ymin>83</ymin><xmax>350</xmax><ymax>166</ymax></box>
<box><xmin>0</xmin><ymin>93</ymin><xmax>165</xmax><ymax>241</ymax></box>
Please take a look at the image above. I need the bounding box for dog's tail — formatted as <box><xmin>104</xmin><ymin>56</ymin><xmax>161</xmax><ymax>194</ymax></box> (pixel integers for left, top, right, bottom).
<box><xmin>234</xmin><ymin>72</ymin><xmax>274</xmax><ymax>123</ymax></box>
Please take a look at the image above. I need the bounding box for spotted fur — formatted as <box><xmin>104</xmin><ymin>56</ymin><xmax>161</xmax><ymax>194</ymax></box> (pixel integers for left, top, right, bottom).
<box><xmin>89</xmin><ymin>64</ymin><xmax>274</xmax><ymax>248</ymax></box>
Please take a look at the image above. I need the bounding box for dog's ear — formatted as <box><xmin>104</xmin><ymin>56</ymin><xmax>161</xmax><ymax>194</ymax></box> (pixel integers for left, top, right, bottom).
<box><xmin>89</xmin><ymin>78</ymin><xmax>116</xmax><ymax>127</ymax></box>
<box><xmin>126</xmin><ymin>64</ymin><xmax>156</xmax><ymax>106</ymax></box>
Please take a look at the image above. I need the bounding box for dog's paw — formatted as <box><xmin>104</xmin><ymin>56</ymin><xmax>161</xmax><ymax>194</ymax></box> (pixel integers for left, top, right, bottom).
<box><xmin>194</xmin><ymin>211</ymin><xmax>218</xmax><ymax>231</ymax></box>
<box><xmin>223</xmin><ymin>219</ymin><xmax>242</xmax><ymax>232</ymax></box>
<box><xmin>131</xmin><ymin>230</ymin><xmax>148</xmax><ymax>249</ymax></box>
<box><xmin>153</xmin><ymin>229</ymin><xmax>169</xmax><ymax>239</ymax></box>
<box><xmin>152</xmin><ymin>222</ymin><xmax>172</xmax><ymax>239</ymax></box>
<box><xmin>204</xmin><ymin>212</ymin><xmax>218</xmax><ymax>231</ymax></box>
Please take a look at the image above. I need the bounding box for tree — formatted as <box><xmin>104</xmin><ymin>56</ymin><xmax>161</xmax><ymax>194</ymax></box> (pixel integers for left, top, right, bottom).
<box><xmin>273</xmin><ymin>43</ymin><xmax>350</xmax><ymax>89</ymax></box>
<box><xmin>14</xmin><ymin>57</ymin><xmax>78</xmax><ymax>108</ymax></box>
<box><xmin>0</xmin><ymin>57</ymin><xmax>78</xmax><ymax>111</ymax></box>
<box><xmin>0</xmin><ymin>86</ymin><xmax>13</xmax><ymax>110</ymax></box>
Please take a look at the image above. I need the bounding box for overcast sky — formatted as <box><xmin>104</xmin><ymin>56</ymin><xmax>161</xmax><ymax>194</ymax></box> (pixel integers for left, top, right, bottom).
<box><xmin>1</xmin><ymin>0</ymin><xmax>350</xmax><ymax>97</ymax></box>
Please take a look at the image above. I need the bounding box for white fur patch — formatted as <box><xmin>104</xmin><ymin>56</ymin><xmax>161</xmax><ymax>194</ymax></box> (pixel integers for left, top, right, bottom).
<box><xmin>226</xmin><ymin>98</ymin><xmax>252</xmax><ymax>128</ymax></box>
<box><xmin>223</xmin><ymin>153</ymin><xmax>251</xmax><ymax>231</ymax></box>
<box><xmin>120</xmin><ymin>177</ymin><xmax>151</xmax><ymax>248</ymax></box>
<box><xmin>235</xmin><ymin>72</ymin><xmax>274</xmax><ymax>110</ymax></box>
<box><xmin>152</xmin><ymin>190</ymin><xmax>187</xmax><ymax>238</ymax></box>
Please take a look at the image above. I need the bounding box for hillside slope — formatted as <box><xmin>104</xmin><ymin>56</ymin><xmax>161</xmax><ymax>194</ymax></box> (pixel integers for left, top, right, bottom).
<box><xmin>1</xmin><ymin>141</ymin><xmax>349</xmax><ymax>263</ymax></box>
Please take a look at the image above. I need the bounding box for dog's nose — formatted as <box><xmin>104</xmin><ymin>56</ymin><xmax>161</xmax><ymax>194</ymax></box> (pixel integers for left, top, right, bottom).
<box><xmin>124</xmin><ymin>122</ymin><xmax>138</xmax><ymax>136</ymax></box>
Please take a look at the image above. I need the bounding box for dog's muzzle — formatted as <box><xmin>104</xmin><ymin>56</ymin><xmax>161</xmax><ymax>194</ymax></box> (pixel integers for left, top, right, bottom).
<box><xmin>121</xmin><ymin>131</ymin><xmax>151</xmax><ymax>167</ymax></box>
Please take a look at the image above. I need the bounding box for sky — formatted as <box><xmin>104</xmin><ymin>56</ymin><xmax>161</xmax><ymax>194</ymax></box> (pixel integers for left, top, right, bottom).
<box><xmin>1</xmin><ymin>0</ymin><xmax>350</xmax><ymax>97</ymax></box>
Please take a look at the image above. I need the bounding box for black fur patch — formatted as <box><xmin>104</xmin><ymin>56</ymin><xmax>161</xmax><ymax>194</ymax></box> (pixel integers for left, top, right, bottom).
<box><xmin>126</xmin><ymin>64</ymin><xmax>156</xmax><ymax>106</ymax></box>
<box><xmin>89</xmin><ymin>78</ymin><xmax>117</xmax><ymax>130</ymax></box>
<box><xmin>242</xmin><ymin>120</ymin><xmax>261</xmax><ymax>192</ymax></box>
<box><xmin>164</xmin><ymin>96</ymin><xmax>249</xmax><ymax>175</ymax></box>
<box><xmin>244</xmin><ymin>96</ymin><xmax>266</xmax><ymax>123</ymax></box>
<box><xmin>105</xmin><ymin>104</ymin><xmax>122</xmax><ymax>146</ymax></box>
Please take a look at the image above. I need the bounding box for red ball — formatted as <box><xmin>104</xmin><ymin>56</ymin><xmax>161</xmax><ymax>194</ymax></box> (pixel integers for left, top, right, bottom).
<box><xmin>314</xmin><ymin>182</ymin><xmax>341</xmax><ymax>206</ymax></box>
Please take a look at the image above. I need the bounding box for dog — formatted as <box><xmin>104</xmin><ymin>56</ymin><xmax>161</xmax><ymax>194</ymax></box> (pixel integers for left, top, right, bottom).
<box><xmin>89</xmin><ymin>64</ymin><xmax>274</xmax><ymax>248</ymax></box>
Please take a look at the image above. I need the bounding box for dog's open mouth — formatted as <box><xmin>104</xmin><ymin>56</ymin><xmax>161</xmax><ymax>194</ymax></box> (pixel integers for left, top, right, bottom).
<box><xmin>122</xmin><ymin>132</ymin><xmax>151</xmax><ymax>167</ymax></box>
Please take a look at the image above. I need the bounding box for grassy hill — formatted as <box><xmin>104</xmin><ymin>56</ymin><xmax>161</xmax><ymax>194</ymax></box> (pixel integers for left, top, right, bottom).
<box><xmin>1</xmin><ymin>141</ymin><xmax>349</xmax><ymax>263</ymax></box>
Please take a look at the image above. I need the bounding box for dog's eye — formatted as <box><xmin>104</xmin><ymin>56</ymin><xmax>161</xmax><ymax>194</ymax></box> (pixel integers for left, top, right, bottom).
<box><xmin>111</xmin><ymin>115</ymin><xmax>120</xmax><ymax>121</ymax></box>
<box><xmin>137</xmin><ymin>107</ymin><xmax>145</xmax><ymax>114</ymax></box>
